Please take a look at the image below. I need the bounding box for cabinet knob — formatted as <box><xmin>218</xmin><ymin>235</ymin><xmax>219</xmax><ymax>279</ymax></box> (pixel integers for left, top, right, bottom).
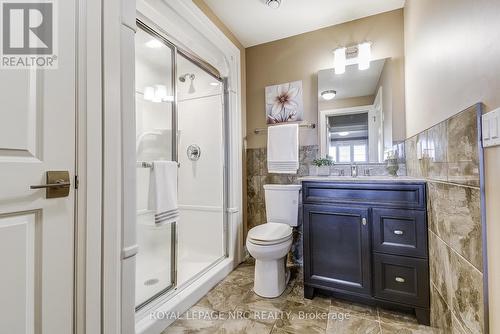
<box><xmin>395</xmin><ymin>276</ymin><xmax>406</xmax><ymax>283</ymax></box>
<box><xmin>362</xmin><ymin>218</ymin><xmax>367</xmax><ymax>226</ymax></box>
<box><xmin>393</xmin><ymin>230</ymin><xmax>404</xmax><ymax>235</ymax></box>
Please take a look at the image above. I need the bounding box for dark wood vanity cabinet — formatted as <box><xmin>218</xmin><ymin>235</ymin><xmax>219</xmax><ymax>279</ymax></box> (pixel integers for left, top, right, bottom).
<box><xmin>302</xmin><ymin>181</ymin><xmax>430</xmax><ymax>325</ymax></box>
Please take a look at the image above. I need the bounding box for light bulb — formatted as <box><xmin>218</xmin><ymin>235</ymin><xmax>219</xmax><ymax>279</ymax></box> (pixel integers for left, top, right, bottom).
<box><xmin>334</xmin><ymin>47</ymin><xmax>346</xmax><ymax>75</ymax></box>
<box><xmin>358</xmin><ymin>42</ymin><xmax>371</xmax><ymax>70</ymax></box>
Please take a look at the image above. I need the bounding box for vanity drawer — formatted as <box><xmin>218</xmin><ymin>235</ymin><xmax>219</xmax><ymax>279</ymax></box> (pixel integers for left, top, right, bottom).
<box><xmin>373</xmin><ymin>253</ymin><xmax>429</xmax><ymax>307</ymax></box>
<box><xmin>302</xmin><ymin>182</ymin><xmax>426</xmax><ymax>209</ymax></box>
<box><xmin>372</xmin><ymin>208</ymin><xmax>428</xmax><ymax>258</ymax></box>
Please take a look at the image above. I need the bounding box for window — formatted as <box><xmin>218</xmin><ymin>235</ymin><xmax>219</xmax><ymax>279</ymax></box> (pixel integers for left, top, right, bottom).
<box><xmin>326</xmin><ymin>112</ymin><xmax>369</xmax><ymax>163</ymax></box>
<box><xmin>353</xmin><ymin>145</ymin><xmax>367</xmax><ymax>162</ymax></box>
<box><xmin>328</xmin><ymin>146</ymin><xmax>337</xmax><ymax>162</ymax></box>
<box><xmin>328</xmin><ymin>140</ymin><xmax>368</xmax><ymax>163</ymax></box>
<box><xmin>338</xmin><ymin>146</ymin><xmax>351</xmax><ymax>163</ymax></box>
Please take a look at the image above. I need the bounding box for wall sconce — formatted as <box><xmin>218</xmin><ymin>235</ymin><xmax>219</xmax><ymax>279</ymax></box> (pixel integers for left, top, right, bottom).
<box><xmin>333</xmin><ymin>42</ymin><xmax>372</xmax><ymax>74</ymax></box>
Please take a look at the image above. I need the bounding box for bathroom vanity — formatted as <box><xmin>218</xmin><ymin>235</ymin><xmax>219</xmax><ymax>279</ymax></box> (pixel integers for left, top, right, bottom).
<box><xmin>301</xmin><ymin>177</ymin><xmax>430</xmax><ymax>325</ymax></box>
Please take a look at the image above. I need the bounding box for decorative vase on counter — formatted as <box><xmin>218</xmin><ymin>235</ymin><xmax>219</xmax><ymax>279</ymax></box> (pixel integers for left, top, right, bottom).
<box><xmin>318</xmin><ymin>166</ymin><xmax>330</xmax><ymax>176</ymax></box>
<box><xmin>385</xmin><ymin>151</ymin><xmax>399</xmax><ymax>176</ymax></box>
<box><xmin>312</xmin><ymin>157</ymin><xmax>333</xmax><ymax>176</ymax></box>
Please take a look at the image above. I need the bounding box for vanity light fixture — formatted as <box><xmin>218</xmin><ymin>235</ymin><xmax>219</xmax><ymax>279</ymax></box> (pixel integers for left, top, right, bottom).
<box><xmin>358</xmin><ymin>42</ymin><xmax>372</xmax><ymax>70</ymax></box>
<box><xmin>145</xmin><ymin>39</ymin><xmax>163</xmax><ymax>48</ymax></box>
<box><xmin>266</xmin><ymin>0</ymin><xmax>281</xmax><ymax>9</ymax></box>
<box><xmin>321</xmin><ymin>90</ymin><xmax>337</xmax><ymax>100</ymax></box>
<box><xmin>334</xmin><ymin>47</ymin><xmax>346</xmax><ymax>74</ymax></box>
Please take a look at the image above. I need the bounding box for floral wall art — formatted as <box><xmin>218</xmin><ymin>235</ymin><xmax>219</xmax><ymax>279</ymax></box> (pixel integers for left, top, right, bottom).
<box><xmin>265</xmin><ymin>81</ymin><xmax>304</xmax><ymax>124</ymax></box>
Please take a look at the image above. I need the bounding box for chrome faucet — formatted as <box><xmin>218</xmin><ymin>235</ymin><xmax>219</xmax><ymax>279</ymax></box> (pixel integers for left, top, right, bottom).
<box><xmin>351</xmin><ymin>164</ymin><xmax>358</xmax><ymax>177</ymax></box>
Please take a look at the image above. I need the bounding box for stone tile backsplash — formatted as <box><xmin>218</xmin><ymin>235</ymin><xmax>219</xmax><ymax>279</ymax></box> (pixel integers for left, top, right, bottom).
<box><xmin>405</xmin><ymin>104</ymin><xmax>485</xmax><ymax>334</ymax></box>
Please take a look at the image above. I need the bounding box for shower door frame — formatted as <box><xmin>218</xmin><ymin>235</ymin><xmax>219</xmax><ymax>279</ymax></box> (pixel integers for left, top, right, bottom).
<box><xmin>135</xmin><ymin>19</ymin><xmax>229</xmax><ymax>312</ymax></box>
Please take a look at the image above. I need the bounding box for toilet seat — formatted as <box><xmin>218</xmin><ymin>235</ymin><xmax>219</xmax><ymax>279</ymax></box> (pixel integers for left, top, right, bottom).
<box><xmin>247</xmin><ymin>223</ymin><xmax>292</xmax><ymax>246</ymax></box>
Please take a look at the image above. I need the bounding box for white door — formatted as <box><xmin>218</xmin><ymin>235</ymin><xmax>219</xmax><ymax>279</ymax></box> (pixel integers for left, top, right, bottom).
<box><xmin>369</xmin><ymin>87</ymin><xmax>384</xmax><ymax>162</ymax></box>
<box><xmin>0</xmin><ymin>0</ymin><xmax>77</xmax><ymax>333</ymax></box>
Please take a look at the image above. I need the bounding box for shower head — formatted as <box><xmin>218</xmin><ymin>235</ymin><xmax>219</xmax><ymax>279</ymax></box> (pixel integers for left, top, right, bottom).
<box><xmin>179</xmin><ymin>73</ymin><xmax>195</xmax><ymax>82</ymax></box>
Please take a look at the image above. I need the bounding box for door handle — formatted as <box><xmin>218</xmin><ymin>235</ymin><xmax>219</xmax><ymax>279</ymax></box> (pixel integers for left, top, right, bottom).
<box><xmin>30</xmin><ymin>171</ymin><xmax>71</xmax><ymax>198</ymax></box>
<box><xmin>30</xmin><ymin>180</ymin><xmax>70</xmax><ymax>189</ymax></box>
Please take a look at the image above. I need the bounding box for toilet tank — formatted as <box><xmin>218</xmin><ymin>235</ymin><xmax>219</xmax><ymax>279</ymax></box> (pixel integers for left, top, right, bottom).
<box><xmin>263</xmin><ymin>184</ymin><xmax>302</xmax><ymax>226</ymax></box>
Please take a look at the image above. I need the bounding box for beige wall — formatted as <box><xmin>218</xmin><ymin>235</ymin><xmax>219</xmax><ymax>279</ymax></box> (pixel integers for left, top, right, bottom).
<box><xmin>245</xmin><ymin>9</ymin><xmax>405</xmax><ymax>149</ymax></box>
<box><xmin>376</xmin><ymin>58</ymin><xmax>406</xmax><ymax>146</ymax></box>
<box><xmin>404</xmin><ymin>0</ymin><xmax>500</xmax><ymax>331</ymax></box>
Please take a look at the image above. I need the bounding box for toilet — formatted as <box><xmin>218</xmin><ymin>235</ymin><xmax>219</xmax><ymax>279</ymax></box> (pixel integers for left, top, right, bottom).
<box><xmin>246</xmin><ymin>184</ymin><xmax>301</xmax><ymax>298</ymax></box>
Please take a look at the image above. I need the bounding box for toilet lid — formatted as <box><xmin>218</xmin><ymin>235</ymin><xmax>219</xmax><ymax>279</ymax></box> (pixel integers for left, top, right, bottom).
<box><xmin>247</xmin><ymin>223</ymin><xmax>292</xmax><ymax>243</ymax></box>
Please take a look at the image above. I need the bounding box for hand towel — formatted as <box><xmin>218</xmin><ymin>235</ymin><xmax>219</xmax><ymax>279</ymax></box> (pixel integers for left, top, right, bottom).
<box><xmin>148</xmin><ymin>161</ymin><xmax>179</xmax><ymax>225</ymax></box>
<box><xmin>267</xmin><ymin>123</ymin><xmax>299</xmax><ymax>174</ymax></box>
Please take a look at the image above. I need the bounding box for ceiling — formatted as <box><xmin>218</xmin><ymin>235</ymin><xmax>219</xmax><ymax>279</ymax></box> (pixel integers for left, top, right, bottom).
<box><xmin>202</xmin><ymin>0</ymin><xmax>405</xmax><ymax>47</ymax></box>
<box><xmin>318</xmin><ymin>59</ymin><xmax>386</xmax><ymax>100</ymax></box>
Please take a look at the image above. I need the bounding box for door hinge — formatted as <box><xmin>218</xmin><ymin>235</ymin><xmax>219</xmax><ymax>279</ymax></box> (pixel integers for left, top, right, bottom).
<box><xmin>74</xmin><ymin>175</ymin><xmax>79</xmax><ymax>189</ymax></box>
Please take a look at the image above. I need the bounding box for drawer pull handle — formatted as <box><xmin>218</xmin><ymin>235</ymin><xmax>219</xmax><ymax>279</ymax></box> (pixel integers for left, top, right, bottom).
<box><xmin>394</xmin><ymin>230</ymin><xmax>404</xmax><ymax>235</ymax></box>
<box><xmin>362</xmin><ymin>218</ymin><xmax>367</xmax><ymax>226</ymax></box>
<box><xmin>395</xmin><ymin>276</ymin><xmax>406</xmax><ymax>283</ymax></box>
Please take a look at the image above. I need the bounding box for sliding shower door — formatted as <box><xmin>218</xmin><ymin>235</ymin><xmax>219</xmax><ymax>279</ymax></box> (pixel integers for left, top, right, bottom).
<box><xmin>135</xmin><ymin>26</ymin><xmax>176</xmax><ymax>309</ymax></box>
<box><xmin>176</xmin><ymin>53</ymin><xmax>226</xmax><ymax>287</ymax></box>
<box><xmin>134</xmin><ymin>20</ymin><xmax>227</xmax><ymax>310</ymax></box>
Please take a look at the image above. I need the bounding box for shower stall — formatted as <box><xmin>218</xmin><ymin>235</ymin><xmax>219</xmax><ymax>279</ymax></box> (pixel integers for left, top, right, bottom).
<box><xmin>134</xmin><ymin>20</ymin><xmax>227</xmax><ymax>310</ymax></box>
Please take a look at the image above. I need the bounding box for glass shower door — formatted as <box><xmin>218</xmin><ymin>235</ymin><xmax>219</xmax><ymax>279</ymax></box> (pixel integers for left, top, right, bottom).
<box><xmin>133</xmin><ymin>20</ymin><xmax>228</xmax><ymax>310</ymax></box>
<box><xmin>135</xmin><ymin>25</ymin><xmax>176</xmax><ymax>309</ymax></box>
<box><xmin>176</xmin><ymin>53</ymin><xmax>226</xmax><ymax>286</ymax></box>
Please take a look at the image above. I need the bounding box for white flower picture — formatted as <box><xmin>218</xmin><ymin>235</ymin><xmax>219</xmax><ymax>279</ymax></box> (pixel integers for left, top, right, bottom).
<box><xmin>265</xmin><ymin>81</ymin><xmax>304</xmax><ymax>124</ymax></box>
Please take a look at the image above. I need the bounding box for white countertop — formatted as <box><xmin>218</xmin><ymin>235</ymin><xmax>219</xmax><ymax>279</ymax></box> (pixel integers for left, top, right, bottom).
<box><xmin>298</xmin><ymin>176</ymin><xmax>427</xmax><ymax>183</ymax></box>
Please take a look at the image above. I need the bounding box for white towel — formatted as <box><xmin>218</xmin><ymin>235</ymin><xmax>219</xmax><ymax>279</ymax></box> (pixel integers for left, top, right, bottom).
<box><xmin>267</xmin><ymin>123</ymin><xmax>299</xmax><ymax>174</ymax></box>
<box><xmin>148</xmin><ymin>161</ymin><xmax>179</xmax><ymax>225</ymax></box>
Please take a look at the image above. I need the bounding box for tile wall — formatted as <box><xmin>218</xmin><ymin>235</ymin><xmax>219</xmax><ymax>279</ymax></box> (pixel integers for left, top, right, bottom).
<box><xmin>405</xmin><ymin>104</ymin><xmax>485</xmax><ymax>333</ymax></box>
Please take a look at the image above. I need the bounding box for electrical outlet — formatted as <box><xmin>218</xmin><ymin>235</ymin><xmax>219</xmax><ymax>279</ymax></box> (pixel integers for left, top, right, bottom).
<box><xmin>482</xmin><ymin>108</ymin><xmax>500</xmax><ymax>148</ymax></box>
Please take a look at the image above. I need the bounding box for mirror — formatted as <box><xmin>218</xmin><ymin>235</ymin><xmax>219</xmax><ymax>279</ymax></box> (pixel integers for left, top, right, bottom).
<box><xmin>317</xmin><ymin>58</ymin><xmax>405</xmax><ymax>163</ymax></box>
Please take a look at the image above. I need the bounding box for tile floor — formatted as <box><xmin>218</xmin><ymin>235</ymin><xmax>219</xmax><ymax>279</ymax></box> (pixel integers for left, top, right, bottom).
<box><xmin>163</xmin><ymin>260</ymin><xmax>442</xmax><ymax>334</ymax></box>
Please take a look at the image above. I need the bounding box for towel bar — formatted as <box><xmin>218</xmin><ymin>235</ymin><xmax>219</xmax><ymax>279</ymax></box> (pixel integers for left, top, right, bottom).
<box><xmin>253</xmin><ymin>122</ymin><xmax>316</xmax><ymax>134</ymax></box>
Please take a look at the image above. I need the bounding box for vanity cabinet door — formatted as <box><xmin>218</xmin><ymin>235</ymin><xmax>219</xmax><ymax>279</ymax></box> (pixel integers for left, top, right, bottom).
<box><xmin>303</xmin><ymin>205</ymin><xmax>371</xmax><ymax>295</ymax></box>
